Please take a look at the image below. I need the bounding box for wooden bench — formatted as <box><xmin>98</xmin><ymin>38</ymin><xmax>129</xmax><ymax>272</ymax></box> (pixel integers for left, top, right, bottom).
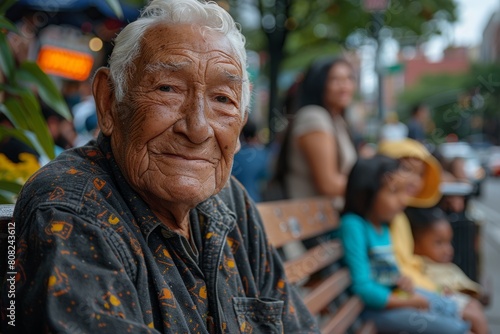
<box><xmin>257</xmin><ymin>197</ymin><xmax>376</xmax><ymax>334</ymax></box>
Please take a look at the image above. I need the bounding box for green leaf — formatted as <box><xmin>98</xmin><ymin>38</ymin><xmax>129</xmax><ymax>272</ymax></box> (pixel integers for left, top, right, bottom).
<box><xmin>0</xmin><ymin>125</ymin><xmax>32</xmax><ymax>147</ymax></box>
<box><xmin>2</xmin><ymin>98</ymin><xmax>29</xmax><ymax>129</ymax></box>
<box><xmin>0</xmin><ymin>0</ymin><xmax>17</xmax><ymax>15</ymax></box>
<box><xmin>15</xmin><ymin>62</ymin><xmax>72</xmax><ymax>120</ymax></box>
<box><xmin>18</xmin><ymin>90</ymin><xmax>56</xmax><ymax>159</ymax></box>
<box><xmin>0</xmin><ymin>191</ymin><xmax>16</xmax><ymax>204</ymax></box>
<box><xmin>0</xmin><ymin>180</ymin><xmax>23</xmax><ymax>194</ymax></box>
<box><xmin>0</xmin><ymin>83</ymin><xmax>28</xmax><ymax>96</ymax></box>
<box><xmin>0</xmin><ymin>16</ymin><xmax>17</xmax><ymax>33</ymax></box>
<box><xmin>3</xmin><ymin>90</ymin><xmax>56</xmax><ymax>160</ymax></box>
<box><xmin>0</xmin><ymin>32</ymin><xmax>15</xmax><ymax>80</ymax></box>
<box><xmin>1</xmin><ymin>88</ymin><xmax>56</xmax><ymax>159</ymax></box>
<box><xmin>0</xmin><ymin>125</ymin><xmax>53</xmax><ymax>161</ymax></box>
<box><xmin>104</xmin><ymin>0</ymin><xmax>124</xmax><ymax>19</ymax></box>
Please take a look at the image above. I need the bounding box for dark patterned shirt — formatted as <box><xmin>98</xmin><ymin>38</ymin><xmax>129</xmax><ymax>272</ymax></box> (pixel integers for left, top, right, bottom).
<box><xmin>1</xmin><ymin>135</ymin><xmax>319</xmax><ymax>334</ymax></box>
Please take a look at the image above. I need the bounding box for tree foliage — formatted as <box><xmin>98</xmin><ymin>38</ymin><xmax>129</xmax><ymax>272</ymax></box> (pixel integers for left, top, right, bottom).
<box><xmin>227</xmin><ymin>0</ymin><xmax>457</xmax><ymax>139</ymax></box>
<box><xmin>233</xmin><ymin>0</ymin><xmax>456</xmax><ymax>67</ymax></box>
<box><xmin>397</xmin><ymin>63</ymin><xmax>500</xmax><ymax>144</ymax></box>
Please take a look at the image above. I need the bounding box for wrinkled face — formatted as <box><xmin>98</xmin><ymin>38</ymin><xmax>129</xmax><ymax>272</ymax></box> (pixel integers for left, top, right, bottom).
<box><xmin>415</xmin><ymin>220</ymin><xmax>454</xmax><ymax>263</ymax></box>
<box><xmin>323</xmin><ymin>62</ymin><xmax>356</xmax><ymax>112</ymax></box>
<box><xmin>110</xmin><ymin>23</ymin><xmax>244</xmax><ymax>207</ymax></box>
<box><xmin>371</xmin><ymin>171</ymin><xmax>408</xmax><ymax>223</ymax></box>
<box><xmin>400</xmin><ymin>158</ymin><xmax>425</xmax><ymax>197</ymax></box>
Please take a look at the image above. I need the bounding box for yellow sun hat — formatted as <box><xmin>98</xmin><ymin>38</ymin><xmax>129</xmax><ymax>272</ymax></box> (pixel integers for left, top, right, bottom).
<box><xmin>378</xmin><ymin>139</ymin><xmax>442</xmax><ymax>208</ymax></box>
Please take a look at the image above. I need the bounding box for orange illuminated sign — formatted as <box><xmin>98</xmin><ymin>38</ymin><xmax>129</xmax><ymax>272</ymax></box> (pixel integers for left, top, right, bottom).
<box><xmin>37</xmin><ymin>46</ymin><xmax>94</xmax><ymax>81</ymax></box>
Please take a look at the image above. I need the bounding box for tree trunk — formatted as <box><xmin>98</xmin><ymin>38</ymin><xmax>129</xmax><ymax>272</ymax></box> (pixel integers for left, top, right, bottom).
<box><xmin>267</xmin><ymin>37</ymin><xmax>284</xmax><ymax>143</ymax></box>
<box><xmin>263</xmin><ymin>0</ymin><xmax>290</xmax><ymax>143</ymax></box>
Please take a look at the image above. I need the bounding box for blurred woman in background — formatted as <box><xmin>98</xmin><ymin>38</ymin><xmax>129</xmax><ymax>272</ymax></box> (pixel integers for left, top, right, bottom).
<box><xmin>274</xmin><ymin>57</ymin><xmax>357</xmax><ymax>206</ymax></box>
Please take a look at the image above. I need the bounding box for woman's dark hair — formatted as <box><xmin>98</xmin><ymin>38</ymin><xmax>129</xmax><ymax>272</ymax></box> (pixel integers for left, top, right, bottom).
<box><xmin>272</xmin><ymin>57</ymin><xmax>353</xmax><ymax>197</ymax></box>
<box><xmin>405</xmin><ymin>206</ymin><xmax>448</xmax><ymax>241</ymax></box>
<box><xmin>298</xmin><ymin>57</ymin><xmax>353</xmax><ymax>112</ymax></box>
<box><xmin>342</xmin><ymin>155</ymin><xmax>400</xmax><ymax>218</ymax></box>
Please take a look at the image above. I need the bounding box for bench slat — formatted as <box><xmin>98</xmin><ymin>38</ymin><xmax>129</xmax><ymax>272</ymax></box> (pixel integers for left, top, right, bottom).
<box><xmin>320</xmin><ymin>296</ymin><xmax>364</xmax><ymax>334</ymax></box>
<box><xmin>303</xmin><ymin>268</ymin><xmax>351</xmax><ymax>315</ymax></box>
<box><xmin>284</xmin><ymin>240</ymin><xmax>343</xmax><ymax>284</ymax></box>
<box><xmin>257</xmin><ymin>198</ymin><xmax>372</xmax><ymax>333</ymax></box>
<box><xmin>257</xmin><ymin>198</ymin><xmax>338</xmax><ymax>248</ymax></box>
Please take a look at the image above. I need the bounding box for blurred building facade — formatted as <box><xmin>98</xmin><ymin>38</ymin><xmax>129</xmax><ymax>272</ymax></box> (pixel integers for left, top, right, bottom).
<box><xmin>480</xmin><ymin>5</ymin><xmax>500</xmax><ymax>63</ymax></box>
<box><xmin>403</xmin><ymin>47</ymin><xmax>470</xmax><ymax>87</ymax></box>
<box><xmin>380</xmin><ymin>47</ymin><xmax>471</xmax><ymax>116</ymax></box>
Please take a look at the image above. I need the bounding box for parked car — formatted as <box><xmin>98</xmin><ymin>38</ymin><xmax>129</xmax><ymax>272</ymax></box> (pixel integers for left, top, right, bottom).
<box><xmin>437</xmin><ymin>142</ymin><xmax>486</xmax><ymax>196</ymax></box>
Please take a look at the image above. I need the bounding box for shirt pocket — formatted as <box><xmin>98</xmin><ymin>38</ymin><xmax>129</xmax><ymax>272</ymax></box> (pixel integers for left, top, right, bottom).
<box><xmin>232</xmin><ymin>297</ymin><xmax>284</xmax><ymax>334</ymax></box>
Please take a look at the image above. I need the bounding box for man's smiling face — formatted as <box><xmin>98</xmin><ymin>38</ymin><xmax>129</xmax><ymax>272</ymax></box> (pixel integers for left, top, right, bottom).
<box><xmin>108</xmin><ymin>23</ymin><xmax>245</xmax><ymax>207</ymax></box>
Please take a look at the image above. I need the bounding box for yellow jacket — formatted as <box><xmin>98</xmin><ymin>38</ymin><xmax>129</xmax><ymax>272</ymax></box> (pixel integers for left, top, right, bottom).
<box><xmin>378</xmin><ymin>139</ymin><xmax>442</xmax><ymax>292</ymax></box>
<box><xmin>390</xmin><ymin>213</ymin><xmax>438</xmax><ymax>291</ymax></box>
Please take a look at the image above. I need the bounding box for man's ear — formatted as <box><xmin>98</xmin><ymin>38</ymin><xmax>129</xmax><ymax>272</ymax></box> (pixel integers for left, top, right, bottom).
<box><xmin>93</xmin><ymin>67</ymin><xmax>116</xmax><ymax>136</ymax></box>
<box><xmin>235</xmin><ymin>112</ymin><xmax>249</xmax><ymax>154</ymax></box>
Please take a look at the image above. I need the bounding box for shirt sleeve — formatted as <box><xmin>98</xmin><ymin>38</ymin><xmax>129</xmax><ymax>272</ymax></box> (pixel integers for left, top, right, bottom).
<box><xmin>292</xmin><ymin>106</ymin><xmax>335</xmax><ymax>138</ymax></box>
<box><xmin>4</xmin><ymin>206</ymin><xmax>160</xmax><ymax>334</ymax></box>
<box><xmin>340</xmin><ymin>214</ymin><xmax>391</xmax><ymax>309</ymax></box>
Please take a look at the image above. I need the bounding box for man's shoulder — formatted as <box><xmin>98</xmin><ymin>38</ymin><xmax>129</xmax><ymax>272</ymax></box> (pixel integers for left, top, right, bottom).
<box><xmin>16</xmin><ymin>145</ymin><xmax>113</xmax><ymax>215</ymax></box>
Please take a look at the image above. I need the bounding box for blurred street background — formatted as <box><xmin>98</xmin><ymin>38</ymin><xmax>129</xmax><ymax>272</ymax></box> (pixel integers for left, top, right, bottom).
<box><xmin>1</xmin><ymin>0</ymin><xmax>500</xmax><ymax>329</ymax></box>
<box><xmin>472</xmin><ymin>178</ymin><xmax>500</xmax><ymax>331</ymax></box>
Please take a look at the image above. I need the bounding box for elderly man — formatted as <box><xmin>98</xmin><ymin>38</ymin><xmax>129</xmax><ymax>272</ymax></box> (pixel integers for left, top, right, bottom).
<box><xmin>2</xmin><ymin>0</ymin><xmax>318</xmax><ymax>333</ymax></box>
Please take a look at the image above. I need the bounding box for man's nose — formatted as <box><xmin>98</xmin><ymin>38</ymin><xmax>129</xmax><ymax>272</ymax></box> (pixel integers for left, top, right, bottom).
<box><xmin>174</xmin><ymin>94</ymin><xmax>213</xmax><ymax>144</ymax></box>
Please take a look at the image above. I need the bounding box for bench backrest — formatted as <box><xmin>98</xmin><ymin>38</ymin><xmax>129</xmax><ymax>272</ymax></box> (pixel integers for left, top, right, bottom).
<box><xmin>257</xmin><ymin>198</ymin><xmax>376</xmax><ymax>334</ymax></box>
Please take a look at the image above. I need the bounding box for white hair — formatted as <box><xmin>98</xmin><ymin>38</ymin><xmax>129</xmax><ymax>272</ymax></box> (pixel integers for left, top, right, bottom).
<box><xmin>108</xmin><ymin>0</ymin><xmax>250</xmax><ymax>116</ymax></box>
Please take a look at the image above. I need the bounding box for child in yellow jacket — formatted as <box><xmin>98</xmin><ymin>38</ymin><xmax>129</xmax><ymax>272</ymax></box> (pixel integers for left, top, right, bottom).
<box><xmin>378</xmin><ymin>139</ymin><xmax>488</xmax><ymax>334</ymax></box>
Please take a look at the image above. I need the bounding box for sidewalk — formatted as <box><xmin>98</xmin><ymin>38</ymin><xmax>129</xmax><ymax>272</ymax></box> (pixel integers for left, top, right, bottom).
<box><xmin>472</xmin><ymin>201</ymin><xmax>500</xmax><ymax>332</ymax></box>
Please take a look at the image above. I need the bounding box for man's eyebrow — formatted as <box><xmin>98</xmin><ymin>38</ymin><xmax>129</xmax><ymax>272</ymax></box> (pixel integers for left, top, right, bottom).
<box><xmin>221</xmin><ymin>69</ymin><xmax>244</xmax><ymax>83</ymax></box>
<box><xmin>145</xmin><ymin>61</ymin><xmax>191</xmax><ymax>73</ymax></box>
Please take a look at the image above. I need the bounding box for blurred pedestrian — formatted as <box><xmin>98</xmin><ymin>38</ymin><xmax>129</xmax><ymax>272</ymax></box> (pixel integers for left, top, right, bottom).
<box><xmin>72</xmin><ymin>80</ymin><xmax>99</xmax><ymax>147</ymax></box>
<box><xmin>407</xmin><ymin>103</ymin><xmax>430</xmax><ymax>142</ymax></box>
<box><xmin>232</xmin><ymin>119</ymin><xmax>270</xmax><ymax>202</ymax></box>
<box><xmin>42</xmin><ymin>104</ymin><xmax>77</xmax><ymax>156</ymax></box>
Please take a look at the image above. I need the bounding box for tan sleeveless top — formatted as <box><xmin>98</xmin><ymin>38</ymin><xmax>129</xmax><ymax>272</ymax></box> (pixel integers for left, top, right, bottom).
<box><xmin>285</xmin><ymin>105</ymin><xmax>357</xmax><ymax>200</ymax></box>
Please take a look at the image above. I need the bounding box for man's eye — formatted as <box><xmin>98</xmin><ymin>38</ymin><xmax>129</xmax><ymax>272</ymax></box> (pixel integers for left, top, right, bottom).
<box><xmin>159</xmin><ymin>86</ymin><xmax>172</xmax><ymax>92</ymax></box>
<box><xmin>215</xmin><ymin>96</ymin><xmax>230</xmax><ymax>103</ymax></box>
